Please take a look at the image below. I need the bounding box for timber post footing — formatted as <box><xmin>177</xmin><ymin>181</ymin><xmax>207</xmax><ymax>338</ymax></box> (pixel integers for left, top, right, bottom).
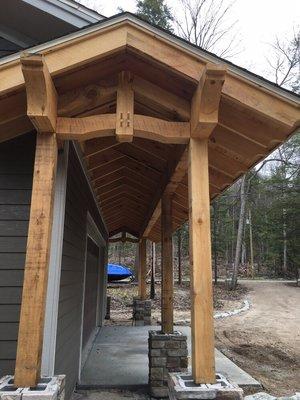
<box><xmin>148</xmin><ymin>330</ymin><xmax>188</xmax><ymax>398</ymax></box>
<box><xmin>168</xmin><ymin>372</ymin><xmax>244</xmax><ymax>400</ymax></box>
<box><xmin>132</xmin><ymin>298</ymin><xmax>151</xmax><ymax>326</ymax></box>
<box><xmin>0</xmin><ymin>375</ymin><xmax>65</xmax><ymax>400</ymax></box>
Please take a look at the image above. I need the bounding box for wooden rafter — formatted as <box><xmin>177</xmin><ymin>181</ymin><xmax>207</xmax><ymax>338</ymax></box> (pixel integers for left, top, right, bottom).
<box><xmin>144</xmin><ymin>149</ymin><xmax>188</xmax><ymax>238</ymax></box>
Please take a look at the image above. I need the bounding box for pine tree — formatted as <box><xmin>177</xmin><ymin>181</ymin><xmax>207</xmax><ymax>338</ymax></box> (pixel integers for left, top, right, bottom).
<box><xmin>136</xmin><ymin>0</ymin><xmax>174</xmax><ymax>31</ymax></box>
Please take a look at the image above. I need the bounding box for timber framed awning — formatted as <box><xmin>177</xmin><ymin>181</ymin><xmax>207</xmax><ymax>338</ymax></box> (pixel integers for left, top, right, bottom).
<box><xmin>0</xmin><ymin>12</ymin><xmax>299</xmax><ymax>242</ymax></box>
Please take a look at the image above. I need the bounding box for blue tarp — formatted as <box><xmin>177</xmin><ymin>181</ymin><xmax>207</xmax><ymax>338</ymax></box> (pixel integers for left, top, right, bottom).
<box><xmin>107</xmin><ymin>263</ymin><xmax>133</xmax><ymax>282</ymax></box>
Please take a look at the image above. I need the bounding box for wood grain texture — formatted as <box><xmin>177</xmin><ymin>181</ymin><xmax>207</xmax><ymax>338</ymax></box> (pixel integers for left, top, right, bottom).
<box><xmin>188</xmin><ymin>138</ymin><xmax>215</xmax><ymax>383</ymax></box>
<box><xmin>14</xmin><ymin>133</ymin><xmax>57</xmax><ymax>387</ymax></box>
<box><xmin>20</xmin><ymin>54</ymin><xmax>57</xmax><ymax>133</ymax></box>
<box><xmin>138</xmin><ymin>238</ymin><xmax>147</xmax><ymax>300</ymax></box>
<box><xmin>161</xmin><ymin>192</ymin><xmax>173</xmax><ymax>334</ymax></box>
<box><xmin>116</xmin><ymin>71</ymin><xmax>134</xmax><ymax>142</ymax></box>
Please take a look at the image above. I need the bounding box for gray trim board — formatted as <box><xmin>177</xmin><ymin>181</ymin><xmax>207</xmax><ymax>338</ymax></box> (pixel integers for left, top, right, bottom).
<box><xmin>42</xmin><ymin>142</ymin><xmax>69</xmax><ymax>377</ymax></box>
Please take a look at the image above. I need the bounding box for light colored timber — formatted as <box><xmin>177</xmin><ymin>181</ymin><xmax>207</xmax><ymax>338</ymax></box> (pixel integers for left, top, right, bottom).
<box><xmin>56</xmin><ymin>114</ymin><xmax>190</xmax><ymax>144</ymax></box>
<box><xmin>58</xmin><ymin>83</ymin><xmax>117</xmax><ymax>117</ymax></box>
<box><xmin>145</xmin><ymin>149</ymin><xmax>188</xmax><ymax>239</ymax></box>
<box><xmin>1</xmin><ymin>22</ymin><xmax>299</xmax><ymax>130</ymax></box>
<box><xmin>14</xmin><ymin>133</ymin><xmax>58</xmax><ymax>387</ymax></box>
<box><xmin>134</xmin><ymin>115</ymin><xmax>190</xmax><ymax>143</ymax></box>
<box><xmin>57</xmin><ymin>114</ymin><xmax>116</xmax><ymax>140</ymax></box>
<box><xmin>109</xmin><ymin>232</ymin><xmax>139</xmax><ymax>243</ymax></box>
<box><xmin>188</xmin><ymin>138</ymin><xmax>215</xmax><ymax>384</ymax></box>
<box><xmin>191</xmin><ymin>64</ymin><xmax>226</xmax><ymax>139</ymax></box>
<box><xmin>116</xmin><ymin>71</ymin><xmax>134</xmax><ymax>142</ymax></box>
<box><xmin>20</xmin><ymin>54</ymin><xmax>57</xmax><ymax>133</ymax></box>
<box><xmin>133</xmin><ymin>75</ymin><xmax>190</xmax><ymax>121</ymax></box>
<box><xmin>138</xmin><ymin>238</ymin><xmax>147</xmax><ymax>300</ymax></box>
<box><xmin>161</xmin><ymin>192</ymin><xmax>174</xmax><ymax>334</ymax></box>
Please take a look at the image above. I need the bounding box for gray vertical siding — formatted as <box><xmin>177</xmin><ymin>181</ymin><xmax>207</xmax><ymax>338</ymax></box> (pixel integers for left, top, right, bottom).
<box><xmin>0</xmin><ymin>133</ymin><xmax>35</xmax><ymax>375</ymax></box>
<box><xmin>54</xmin><ymin>145</ymin><xmax>107</xmax><ymax>400</ymax></box>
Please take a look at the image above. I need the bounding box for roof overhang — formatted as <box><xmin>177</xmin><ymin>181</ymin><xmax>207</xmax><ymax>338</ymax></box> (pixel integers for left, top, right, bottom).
<box><xmin>0</xmin><ymin>13</ymin><xmax>299</xmax><ymax>241</ymax></box>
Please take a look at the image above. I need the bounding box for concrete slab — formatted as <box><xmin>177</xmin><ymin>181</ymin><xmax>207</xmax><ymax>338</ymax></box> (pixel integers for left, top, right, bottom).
<box><xmin>79</xmin><ymin>326</ymin><xmax>261</xmax><ymax>390</ymax></box>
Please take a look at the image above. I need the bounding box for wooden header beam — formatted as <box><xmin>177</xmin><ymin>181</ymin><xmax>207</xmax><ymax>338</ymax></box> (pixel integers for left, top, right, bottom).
<box><xmin>56</xmin><ymin>114</ymin><xmax>190</xmax><ymax>144</ymax></box>
<box><xmin>20</xmin><ymin>53</ymin><xmax>57</xmax><ymax>133</ymax></box>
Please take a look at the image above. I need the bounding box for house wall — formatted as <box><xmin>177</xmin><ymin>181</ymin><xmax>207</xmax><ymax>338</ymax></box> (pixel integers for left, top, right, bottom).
<box><xmin>0</xmin><ymin>136</ymin><xmax>107</xmax><ymax>400</ymax></box>
<box><xmin>54</xmin><ymin>144</ymin><xmax>107</xmax><ymax>400</ymax></box>
<box><xmin>0</xmin><ymin>133</ymin><xmax>35</xmax><ymax>375</ymax></box>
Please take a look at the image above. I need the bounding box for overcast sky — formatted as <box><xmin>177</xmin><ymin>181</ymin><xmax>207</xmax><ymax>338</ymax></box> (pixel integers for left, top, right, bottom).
<box><xmin>79</xmin><ymin>0</ymin><xmax>299</xmax><ymax>81</ymax></box>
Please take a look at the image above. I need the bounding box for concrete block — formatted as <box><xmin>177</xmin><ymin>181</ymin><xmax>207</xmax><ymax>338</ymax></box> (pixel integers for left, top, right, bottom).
<box><xmin>0</xmin><ymin>375</ymin><xmax>65</xmax><ymax>400</ymax></box>
<box><xmin>168</xmin><ymin>372</ymin><xmax>244</xmax><ymax>400</ymax></box>
<box><xmin>0</xmin><ymin>376</ymin><xmax>22</xmax><ymax>400</ymax></box>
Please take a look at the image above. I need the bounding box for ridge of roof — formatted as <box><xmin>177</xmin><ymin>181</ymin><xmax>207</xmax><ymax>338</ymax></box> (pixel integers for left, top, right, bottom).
<box><xmin>1</xmin><ymin>11</ymin><xmax>299</xmax><ymax>101</ymax></box>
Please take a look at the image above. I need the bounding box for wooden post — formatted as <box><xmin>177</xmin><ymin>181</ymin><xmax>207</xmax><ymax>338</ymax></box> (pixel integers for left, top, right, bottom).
<box><xmin>14</xmin><ymin>133</ymin><xmax>58</xmax><ymax>387</ymax></box>
<box><xmin>138</xmin><ymin>238</ymin><xmax>147</xmax><ymax>300</ymax></box>
<box><xmin>188</xmin><ymin>138</ymin><xmax>216</xmax><ymax>384</ymax></box>
<box><xmin>161</xmin><ymin>192</ymin><xmax>173</xmax><ymax>334</ymax></box>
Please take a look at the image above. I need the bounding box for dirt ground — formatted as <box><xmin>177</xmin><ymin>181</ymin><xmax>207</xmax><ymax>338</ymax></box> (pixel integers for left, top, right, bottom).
<box><xmin>215</xmin><ymin>281</ymin><xmax>300</xmax><ymax>396</ymax></box>
<box><xmin>105</xmin><ymin>280</ymin><xmax>300</xmax><ymax>397</ymax></box>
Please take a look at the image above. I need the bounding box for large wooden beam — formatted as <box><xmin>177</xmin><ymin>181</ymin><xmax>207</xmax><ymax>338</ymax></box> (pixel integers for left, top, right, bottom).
<box><xmin>56</xmin><ymin>114</ymin><xmax>190</xmax><ymax>144</ymax></box>
<box><xmin>138</xmin><ymin>238</ymin><xmax>147</xmax><ymax>300</ymax></box>
<box><xmin>14</xmin><ymin>133</ymin><xmax>58</xmax><ymax>387</ymax></box>
<box><xmin>134</xmin><ymin>115</ymin><xmax>190</xmax><ymax>144</ymax></box>
<box><xmin>188</xmin><ymin>138</ymin><xmax>215</xmax><ymax>384</ymax></box>
<box><xmin>191</xmin><ymin>64</ymin><xmax>226</xmax><ymax>139</ymax></box>
<box><xmin>20</xmin><ymin>54</ymin><xmax>57</xmax><ymax>133</ymax></box>
<box><xmin>116</xmin><ymin>71</ymin><xmax>134</xmax><ymax>142</ymax></box>
<box><xmin>161</xmin><ymin>192</ymin><xmax>174</xmax><ymax>334</ymax></box>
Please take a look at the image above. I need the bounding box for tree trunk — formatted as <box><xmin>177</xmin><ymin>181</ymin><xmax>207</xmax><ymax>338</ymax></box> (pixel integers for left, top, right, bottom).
<box><xmin>213</xmin><ymin>202</ymin><xmax>218</xmax><ymax>285</ymax></box>
<box><xmin>248</xmin><ymin>209</ymin><xmax>254</xmax><ymax>278</ymax></box>
<box><xmin>283</xmin><ymin>208</ymin><xmax>287</xmax><ymax>274</ymax></box>
<box><xmin>231</xmin><ymin>175</ymin><xmax>247</xmax><ymax>290</ymax></box>
<box><xmin>177</xmin><ymin>229</ymin><xmax>182</xmax><ymax>285</ymax></box>
<box><xmin>150</xmin><ymin>242</ymin><xmax>156</xmax><ymax>299</ymax></box>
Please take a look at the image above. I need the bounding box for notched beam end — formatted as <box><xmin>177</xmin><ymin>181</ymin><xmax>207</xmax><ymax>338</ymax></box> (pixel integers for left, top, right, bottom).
<box><xmin>20</xmin><ymin>52</ymin><xmax>57</xmax><ymax>133</ymax></box>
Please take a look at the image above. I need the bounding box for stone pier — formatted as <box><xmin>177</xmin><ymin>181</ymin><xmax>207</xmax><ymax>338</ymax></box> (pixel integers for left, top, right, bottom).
<box><xmin>132</xmin><ymin>298</ymin><xmax>151</xmax><ymax>326</ymax></box>
<box><xmin>148</xmin><ymin>330</ymin><xmax>188</xmax><ymax>398</ymax></box>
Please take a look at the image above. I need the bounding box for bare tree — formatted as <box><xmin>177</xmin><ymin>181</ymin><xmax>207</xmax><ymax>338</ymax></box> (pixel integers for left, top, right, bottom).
<box><xmin>175</xmin><ymin>0</ymin><xmax>241</xmax><ymax>58</ymax></box>
<box><xmin>267</xmin><ymin>28</ymin><xmax>300</xmax><ymax>92</ymax></box>
<box><xmin>230</xmin><ymin>174</ymin><xmax>247</xmax><ymax>289</ymax></box>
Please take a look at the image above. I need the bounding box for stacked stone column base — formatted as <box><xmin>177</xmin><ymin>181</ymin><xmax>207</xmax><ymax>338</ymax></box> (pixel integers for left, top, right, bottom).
<box><xmin>148</xmin><ymin>330</ymin><xmax>188</xmax><ymax>398</ymax></box>
<box><xmin>133</xmin><ymin>298</ymin><xmax>151</xmax><ymax>326</ymax></box>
